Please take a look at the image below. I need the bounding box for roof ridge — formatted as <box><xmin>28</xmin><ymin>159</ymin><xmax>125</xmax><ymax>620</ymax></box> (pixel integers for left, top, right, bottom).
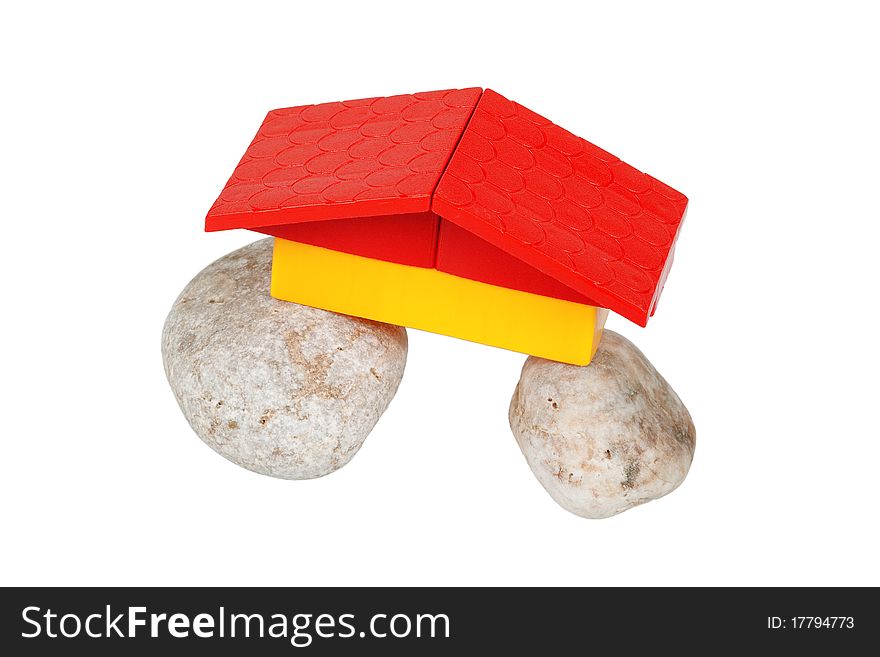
<box><xmin>426</xmin><ymin>88</ymin><xmax>483</xmax><ymax>268</ymax></box>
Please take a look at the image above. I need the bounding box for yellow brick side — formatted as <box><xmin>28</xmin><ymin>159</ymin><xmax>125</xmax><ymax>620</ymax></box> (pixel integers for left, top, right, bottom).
<box><xmin>271</xmin><ymin>238</ymin><xmax>606</xmax><ymax>365</ymax></box>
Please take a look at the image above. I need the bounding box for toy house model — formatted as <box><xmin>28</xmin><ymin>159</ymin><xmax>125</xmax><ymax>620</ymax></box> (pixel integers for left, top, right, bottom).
<box><xmin>206</xmin><ymin>88</ymin><xmax>688</xmax><ymax>365</ymax></box>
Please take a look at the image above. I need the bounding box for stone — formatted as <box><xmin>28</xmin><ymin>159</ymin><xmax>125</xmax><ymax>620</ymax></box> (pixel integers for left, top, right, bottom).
<box><xmin>508</xmin><ymin>330</ymin><xmax>695</xmax><ymax>518</ymax></box>
<box><xmin>162</xmin><ymin>238</ymin><xmax>408</xmax><ymax>479</ymax></box>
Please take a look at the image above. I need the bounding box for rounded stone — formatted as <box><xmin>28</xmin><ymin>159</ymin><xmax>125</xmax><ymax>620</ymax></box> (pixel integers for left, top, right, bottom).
<box><xmin>509</xmin><ymin>330</ymin><xmax>695</xmax><ymax>518</ymax></box>
<box><xmin>162</xmin><ymin>238</ymin><xmax>408</xmax><ymax>479</ymax></box>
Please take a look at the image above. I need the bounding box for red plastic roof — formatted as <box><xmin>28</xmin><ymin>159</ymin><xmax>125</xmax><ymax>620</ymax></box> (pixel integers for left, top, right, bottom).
<box><xmin>206</xmin><ymin>88</ymin><xmax>481</xmax><ymax>231</ymax></box>
<box><xmin>433</xmin><ymin>90</ymin><xmax>688</xmax><ymax>326</ymax></box>
<box><xmin>206</xmin><ymin>88</ymin><xmax>688</xmax><ymax>326</ymax></box>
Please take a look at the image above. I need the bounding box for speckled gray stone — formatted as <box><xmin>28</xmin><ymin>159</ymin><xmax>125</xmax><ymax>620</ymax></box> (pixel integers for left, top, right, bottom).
<box><xmin>509</xmin><ymin>331</ymin><xmax>695</xmax><ymax>519</ymax></box>
<box><xmin>162</xmin><ymin>238</ymin><xmax>407</xmax><ymax>479</ymax></box>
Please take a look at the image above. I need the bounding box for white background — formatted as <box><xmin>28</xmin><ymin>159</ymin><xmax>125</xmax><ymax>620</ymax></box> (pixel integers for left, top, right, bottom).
<box><xmin>2</xmin><ymin>1</ymin><xmax>878</xmax><ymax>587</ymax></box>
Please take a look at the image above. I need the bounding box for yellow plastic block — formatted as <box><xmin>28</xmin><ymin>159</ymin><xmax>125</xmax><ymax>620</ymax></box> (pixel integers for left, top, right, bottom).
<box><xmin>271</xmin><ymin>238</ymin><xmax>608</xmax><ymax>365</ymax></box>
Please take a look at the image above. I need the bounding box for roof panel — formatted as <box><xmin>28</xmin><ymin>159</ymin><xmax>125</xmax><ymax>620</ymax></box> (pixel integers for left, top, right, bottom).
<box><xmin>206</xmin><ymin>88</ymin><xmax>482</xmax><ymax>231</ymax></box>
<box><xmin>432</xmin><ymin>89</ymin><xmax>687</xmax><ymax>326</ymax></box>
